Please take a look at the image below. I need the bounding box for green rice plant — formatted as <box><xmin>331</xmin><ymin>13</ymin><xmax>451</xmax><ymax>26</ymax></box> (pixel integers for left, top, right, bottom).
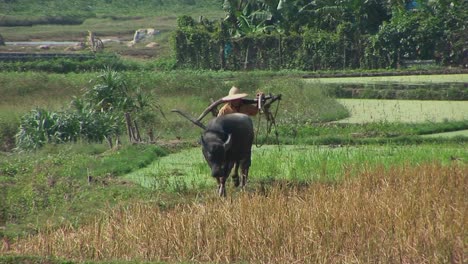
<box><xmin>309</xmin><ymin>121</ymin><xmax>467</xmax><ymax>137</ymax></box>
<box><xmin>125</xmin><ymin>147</ymin><xmax>212</xmax><ymax>191</ymax></box>
<box><xmin>322</xmin><ymin>79</ymin><xmax>467</xmax><ymax>100</ymax></box>
<box><xmin>251</xmin><ymin>144</ymin><xmax>467</xmax><ymax>183</ymax></box>
<box><xmin>272</xmin><ymin>120</ymin><xmax>468</xmax><ymax>146</ymax></box>
<box><xmin>92</xmin><ymin>144</ymin><xmax>167</xmax><ymax>177</ymax></box>
<box><xmin>124</xmin><ymin>144</ymin><xmax>467</xmax><ymax>193</ymax></box>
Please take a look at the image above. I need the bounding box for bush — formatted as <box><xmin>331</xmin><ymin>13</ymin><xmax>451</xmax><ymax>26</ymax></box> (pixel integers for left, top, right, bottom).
<box><xmin>15</xmin><ymin>108</ymin><xmax>122</xmax><ymax>151</ymax></box>
<box><xmin>15</xmin><ymin>108</ymin><xmax>54</xmax><ymax>150</ymax></box>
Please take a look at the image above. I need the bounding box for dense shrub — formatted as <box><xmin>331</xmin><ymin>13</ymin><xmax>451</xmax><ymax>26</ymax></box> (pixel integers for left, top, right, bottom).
<box><xmin>15</xmin><ymin>108</ymin><xmax>122</xmax><ymax>151</ymax></box>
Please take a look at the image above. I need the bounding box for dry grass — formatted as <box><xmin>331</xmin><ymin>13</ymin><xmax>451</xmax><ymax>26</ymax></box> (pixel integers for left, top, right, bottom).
<box><xmin>5</xmin><ymin>163</ymin><xmax>466</xmax><ymax>263</ymax></box>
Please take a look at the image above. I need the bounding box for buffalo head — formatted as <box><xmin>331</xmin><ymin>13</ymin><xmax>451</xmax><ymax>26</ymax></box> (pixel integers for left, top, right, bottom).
<box><xmin>201</xmin><ymin>133</ymin><xmax>232</xmax><ymax>178</ymax></box>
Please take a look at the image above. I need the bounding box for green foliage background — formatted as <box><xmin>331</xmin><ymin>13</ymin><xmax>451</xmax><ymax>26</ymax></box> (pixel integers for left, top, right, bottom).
<box><xmin>173</xmin><ymin>0</ymin><xmax>467</xmax><ymax>70</ymax></box>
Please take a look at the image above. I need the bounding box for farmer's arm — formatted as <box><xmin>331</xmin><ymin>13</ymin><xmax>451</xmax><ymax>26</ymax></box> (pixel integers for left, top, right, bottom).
<box><xmin>239</xmin><ymin>104</ymin><xmax>259</xmax><ymax>116</ymax></box>
<box><xmin>217</xmin><ymin>103</ymin><xmax>235</xmax><ymax>117</ymax></box>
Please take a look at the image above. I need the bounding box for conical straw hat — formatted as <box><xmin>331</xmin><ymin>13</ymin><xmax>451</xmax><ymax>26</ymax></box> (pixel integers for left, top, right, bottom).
<box><xmin>222</xmin><ymin>86</ymin><xmax>248</xmax><ymax>101</ymax></box>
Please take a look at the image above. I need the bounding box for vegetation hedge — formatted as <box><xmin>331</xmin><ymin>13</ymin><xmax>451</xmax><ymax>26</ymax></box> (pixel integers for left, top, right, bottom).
<box><xmin>0</xmin><ymin>15</ymin><xmax>88</xmax><ymax>27</ymax></box>
<box><xmin>325</xmin><ymin>83</ymin><xmax>468</xmax><ymax>100</ymax></box>
<box><xmin>0</xmin><ymin>55</ymin><xmax>141</xmax><ymax>73</ymax></box>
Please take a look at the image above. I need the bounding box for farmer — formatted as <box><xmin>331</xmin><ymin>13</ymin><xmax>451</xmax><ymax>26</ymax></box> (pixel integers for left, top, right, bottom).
<box><xmin>217</xmin><ymin>86</ymin><xmax>262</xmax><ymax>117</ymax></box>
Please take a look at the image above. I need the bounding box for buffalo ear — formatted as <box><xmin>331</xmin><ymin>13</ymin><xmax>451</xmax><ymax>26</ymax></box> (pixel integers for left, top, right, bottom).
<box><xmin>223</xmin><ymin>134</ymin><xmax>232</xmax><ymax>151</ymax></box>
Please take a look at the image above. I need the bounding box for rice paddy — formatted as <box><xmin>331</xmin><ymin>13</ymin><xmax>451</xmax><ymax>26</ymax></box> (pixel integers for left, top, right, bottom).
<box><xmin>125</xmin><ymin>144</ymin><xmax>467</xmax><ymax>193</ymax></box>
<box><xmin>336</xmin><ymin>99</ymin><xmax>468</xmax><ymax>123</ymax></box>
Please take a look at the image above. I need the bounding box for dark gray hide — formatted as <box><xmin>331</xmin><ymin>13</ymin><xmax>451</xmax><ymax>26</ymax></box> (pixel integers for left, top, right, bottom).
<box><xmin>201</xmin><ymin>113</ymin><xmax>254</xmax><ymax>196</ymax></box>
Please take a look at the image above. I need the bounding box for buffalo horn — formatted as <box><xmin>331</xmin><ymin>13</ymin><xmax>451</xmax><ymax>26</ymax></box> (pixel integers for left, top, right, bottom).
<box><xmin>224</xmin><ymin>134</ymin><xmax>232</xmax><ymax>150</ymax></box>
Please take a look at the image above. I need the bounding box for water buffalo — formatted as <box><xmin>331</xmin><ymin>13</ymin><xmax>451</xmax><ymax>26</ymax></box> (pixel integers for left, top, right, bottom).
<box><xmin>200</xmin><ymin>113</ymin><xmax>254</xmax><ymax>196</ymax></box>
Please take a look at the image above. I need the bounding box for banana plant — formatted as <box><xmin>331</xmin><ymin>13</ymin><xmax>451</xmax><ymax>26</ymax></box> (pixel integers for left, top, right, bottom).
<box><xmin>223</xmin><ymin>0</ymin><xmax>278</xmax><ymax>37</ymax></box>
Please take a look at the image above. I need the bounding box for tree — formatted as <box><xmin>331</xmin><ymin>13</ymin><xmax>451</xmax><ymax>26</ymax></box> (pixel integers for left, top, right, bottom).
<box><xmin>366</xmin><ymin>7</ymin><xmax>445</xmax><ymax>68</ymax></box>
<box><xmin>223</xmin><ymin>0</ymin><xmax>278</xmax><ymax>37</ymax></box>
<box><xmin>429</xmin><ymin>0</ymin><xmax>468</xmax><ymax>66</ymax></box>
<box><xmin>83</xmin><ymin>68</ymin><xmax>162</xmax><ymax>144</ymax></box>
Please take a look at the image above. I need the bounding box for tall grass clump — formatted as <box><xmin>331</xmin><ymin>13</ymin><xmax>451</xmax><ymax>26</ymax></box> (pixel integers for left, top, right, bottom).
<box><xmin>7</xmin><ymin>162</ymin><xmax>465</xmax><ymax>263</ymax></box>
<box><xmin>0</xmin><ymin>112</ymin><xmax>20</xmax><ymax>152</ymax></box>
<box><xmin>261</xmin><ymin>78</ymin><xmax>349</xmax><ymax>124</ymax></box>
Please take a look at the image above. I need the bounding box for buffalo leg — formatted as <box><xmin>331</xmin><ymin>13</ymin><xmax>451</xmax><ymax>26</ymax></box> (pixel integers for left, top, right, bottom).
<box><xmin>240</xmin><ymin>159</ymin><xmax>250</xmax><ymax>188</ymax></box>
<box><xmin>232</xmin><ymin>162</ymin><xmax>240</xmax><ymax>187</ymax></box>
<box><xmin>240</xmin><ymin>167</ymin><xmax>249</xmax><ymax>188</ymax></box>
<box><xmin>218</xmin><ymin>176</ymin><xmax>227</xmax><ymax>197</ymax></box>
